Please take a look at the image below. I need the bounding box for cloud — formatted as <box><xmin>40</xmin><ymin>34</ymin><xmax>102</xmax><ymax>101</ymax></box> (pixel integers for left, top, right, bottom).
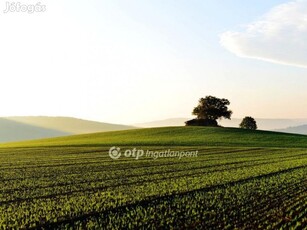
<box><xmin>220</xmin><ymin>0</ymin><xmax>307</xmax><ymax>68</ymax></box>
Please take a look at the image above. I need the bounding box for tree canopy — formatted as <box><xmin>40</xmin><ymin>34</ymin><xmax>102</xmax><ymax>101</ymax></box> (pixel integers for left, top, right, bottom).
<box><xmin>239</xmin><ymin>116</ymin><xmax>257</xmax><ymax>130</ymax></box>
<box><xmin>192</xmin><ymin>96</ymin><xmax>232</xmax><ymax>121</ymax></box>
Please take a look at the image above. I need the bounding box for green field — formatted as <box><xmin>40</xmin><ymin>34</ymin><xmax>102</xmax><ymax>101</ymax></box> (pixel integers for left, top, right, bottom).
<box><xmin>3</xmin><ymin>126</ymin><xmax>307</xmax><ymax>148</ymax></box>
<box><xmin>0</xmin><ymin>127</ymin><xmax>306</xmax><ymax>229</ymax></box>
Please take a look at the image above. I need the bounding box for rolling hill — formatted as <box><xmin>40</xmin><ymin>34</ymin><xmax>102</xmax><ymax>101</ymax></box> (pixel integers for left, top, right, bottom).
<box><xmin>0</xmin><ymin>118</ymin><xmax>70</xmax><ymax>143</ymax></box>
<box><xmin>0</xmin><ymin>116</ymin><xmax>135</xmax><ymax>143</ymax></box>
<box><xmin>1</xmin><ymin>126</ymin><xmax>306</xmax><ymax>229</ymax></box>
<box><xmin>135</xmin><ymin>117</ymin><xmax>307</xmax><ymax>131</ymax></box>
<box><xmin>2</xmin><ymin>126</ymin><xmax>307</xmax><ymax>148</ymax></box>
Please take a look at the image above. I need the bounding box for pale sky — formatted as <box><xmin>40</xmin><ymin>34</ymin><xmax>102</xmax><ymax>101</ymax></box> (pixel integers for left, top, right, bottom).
<box><xmin>1</xmin><ymin>0</ymin><xmax>307</xmax><ymax>124</ymax></box>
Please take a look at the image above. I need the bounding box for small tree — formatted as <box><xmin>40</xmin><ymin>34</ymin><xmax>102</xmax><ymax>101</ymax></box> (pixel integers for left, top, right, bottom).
<box><xmin>240</xmin><ymin>116</ymin><xmax>257</xmax><ymax>130</ymax></box>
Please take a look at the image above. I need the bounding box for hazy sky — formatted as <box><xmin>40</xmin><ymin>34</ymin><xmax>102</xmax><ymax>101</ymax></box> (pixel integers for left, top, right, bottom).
<box><xmin>1</xmin><ymin>0</ymin><xmax>307</xmax><ymax>124</ymax></box>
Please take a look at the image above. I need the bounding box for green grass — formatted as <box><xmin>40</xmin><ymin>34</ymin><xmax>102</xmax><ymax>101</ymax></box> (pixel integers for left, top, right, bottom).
<box><xmin>0</xmin><ymin>127</ymin><xmax>306</xmax><ymax>229</ymax></box>
<box><xmin>1</xmin><ymin>126</ymin><xmax>307</xmax><ymax>148</ymax></box>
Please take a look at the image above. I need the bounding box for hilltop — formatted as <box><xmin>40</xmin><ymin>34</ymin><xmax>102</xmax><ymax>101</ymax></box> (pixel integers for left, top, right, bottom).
<box><xmin>135</xmin><ymin>117</ymin><xmax>307</xmax><ymax>131</ymax></box>
<box><xmin>2</xmin><ymin>126</ymin><xmax>307</xmax><ymax>148</ymax></box>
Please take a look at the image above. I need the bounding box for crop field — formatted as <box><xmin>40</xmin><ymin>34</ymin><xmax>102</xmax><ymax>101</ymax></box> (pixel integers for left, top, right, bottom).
<box><xmin>0</xmin><ymin>127</ymin><xmax>307</xmax><ymax>229</ymax></box>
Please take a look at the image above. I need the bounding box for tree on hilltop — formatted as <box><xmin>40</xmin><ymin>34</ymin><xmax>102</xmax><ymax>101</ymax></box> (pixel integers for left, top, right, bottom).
<box><xmin>186</xmin><ymin>96</ymin><xmax>232</xmax><ymax>127</ymax></box>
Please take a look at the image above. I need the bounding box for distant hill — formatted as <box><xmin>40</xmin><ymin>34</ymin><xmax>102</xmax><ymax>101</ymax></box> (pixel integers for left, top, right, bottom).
<box><xmin>0</xmin><ymin>117</ymin><xmax>135</xmax><ymax>143</ymax></box>
<box><xmin>276</xmin><ymin>124</ymin><xmax>307</xmax><ymax>135</ymax></box>
<box><xmin>135</xmin><ymin>118</ymin><xmax>307</xmax><ymax>131</ymax></box>
<box><xmin>0</xmin><ymin>118</ymin><xmax>69</xmax><ymax>143</ymax></box>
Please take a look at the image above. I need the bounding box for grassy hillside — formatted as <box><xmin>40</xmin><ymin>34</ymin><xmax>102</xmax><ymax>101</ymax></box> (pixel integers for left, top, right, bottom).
<box><xmin>1</xmin><ymin>133</ymin><xmax>306</xmax><ymax>228</ymax></box>
<box><xmin>2</xmin><ymin>126</ymin><xmax>307</xmax><ymax>148</ymax></box>
<box><xmin>135</xmin><ymin>117</ymin><xmax>307</xmax><ymax>130</ymax></box>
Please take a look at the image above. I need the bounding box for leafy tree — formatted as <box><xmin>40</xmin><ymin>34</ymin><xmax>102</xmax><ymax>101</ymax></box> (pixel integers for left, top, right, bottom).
<box><xmin>192</xmin><ymin>96</ymin><xmax>232</xmax><ymax>122</ymax></box>
<box><xmin>240</xmin><ymin>116</ymin><xmax>257</xmax><ymax>130</ymax></box>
